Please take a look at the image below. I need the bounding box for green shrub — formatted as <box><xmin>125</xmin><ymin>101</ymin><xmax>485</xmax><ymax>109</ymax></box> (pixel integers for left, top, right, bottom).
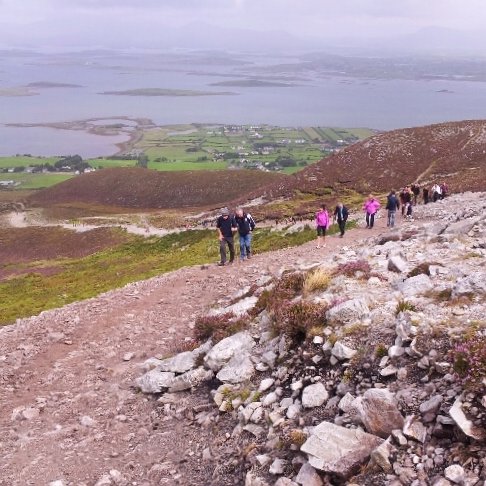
<box><xmin>395</xmin><ymin>299</ymin><xmax>417</xmax><ymax>315</ymax></box>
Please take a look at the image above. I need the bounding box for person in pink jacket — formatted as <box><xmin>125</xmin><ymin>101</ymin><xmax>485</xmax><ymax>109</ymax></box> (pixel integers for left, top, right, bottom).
<box><xmin>315</xmin><ymin>203</ymin><xmax>331</xmax><ymax>248</ymax></box>
<box><xmin>363</xmin><ymin>194</ymin><xmax>381</xmax><ymax>229</ymax></box>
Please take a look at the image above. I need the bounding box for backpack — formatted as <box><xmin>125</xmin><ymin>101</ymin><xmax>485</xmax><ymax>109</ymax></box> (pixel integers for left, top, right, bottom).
<box><xmin>245</xmin><ymin>213</ymin><xmax>256</xmax><ymax>231</ymax></box>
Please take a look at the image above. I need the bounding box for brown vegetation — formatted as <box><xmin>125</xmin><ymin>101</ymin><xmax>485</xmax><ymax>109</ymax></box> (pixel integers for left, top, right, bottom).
<box><xmin>27</xmin><ymin>167</ymin><xmax>284</xmax><ymax>210</ymax></box>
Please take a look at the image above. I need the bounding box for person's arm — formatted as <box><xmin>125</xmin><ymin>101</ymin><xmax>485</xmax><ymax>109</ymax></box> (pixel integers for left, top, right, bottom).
<box><xmin>216</xmin><ymin>219</ymin><xmax>224</xmax><ymax>240</ymax></box>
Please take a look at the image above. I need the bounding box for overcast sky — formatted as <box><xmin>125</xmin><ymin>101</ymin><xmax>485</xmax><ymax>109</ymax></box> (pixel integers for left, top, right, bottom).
<box><xmin>1</xmin><ymin>0</ymin><xmax>485</xmax><ymax>53</ymax></box>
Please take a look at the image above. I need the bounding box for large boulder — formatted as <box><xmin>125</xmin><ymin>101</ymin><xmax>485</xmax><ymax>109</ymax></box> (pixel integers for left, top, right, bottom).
<box><xmin>452</xmin><ymin>271</ymin><xmax>486</xmax><ymax>297</ymax></box>
<box><xmin>352</xmin><ymin>388</ymin><xmax>404</xmax><ymax>438</ymax></box>
<box><xmin>443</xmin><ymin>217</ymin><xmax>480</xmax><ymax>235</ymax></box>
<box><xmin>136</xmin><ymin>370</ymin><xmax>175</xmax><ymax>394</ymax></box>
<box><xmin>388</xmin><ymin>255</ymin><xmax>408</xmax><ymax>274</ymax></box>
<box><xmin>204</xmin><ymin>331</ymin><xmax>255</xmax><ymax>371</ymax></box>
<box><xmin>301</xmin><ymin>421</ymin><xmax>383</xmax><ymax>479</ymax></box>
<box><xmin>326</xmin><ymin>298</ymin><xmax>369</xmax><ymax>325</ymax></box>
<box><xmin>216</xmin><ymin>354</ymin><xmax>255</xmax><ymax>383</ymax></box>
<box><xmin>396</xmin><ymin>274</ymin><xmax>433</xmax><ymax>297</ymax></box>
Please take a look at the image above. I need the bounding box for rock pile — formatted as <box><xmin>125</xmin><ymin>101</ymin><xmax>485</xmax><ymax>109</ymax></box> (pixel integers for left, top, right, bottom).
<box><xmin>138</xmin><ymin>192</ymin><xmax>486</xmax><ymax>485</ymax></box>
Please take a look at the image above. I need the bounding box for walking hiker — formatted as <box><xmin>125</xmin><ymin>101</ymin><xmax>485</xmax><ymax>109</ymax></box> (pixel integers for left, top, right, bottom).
<box><xmin>216</xmin><ymin>207</ymin><xmax>236</xmax><ymax>266</ymax></box>
<box><xmin>423</xmin><ymin>186</ymin><xmax>430</xmax><ymax>204</ymax></box>
<box><xmin>363</xmin><ymin>195</ymin><xmax>381</xmax><ymax>229</ymax></box>
<box><xmin>411</xmin><ymin>184</ymin><xmax>420</xmax><ymax>205</ymax></box>
<box><xmin>386</xmin><ymin>190</ymin><xmax>400</xmax><ymax>228</ymax></box>
<box><xmin>333</xmin><ymin>202</ymin><xmax>349</xmax><ymax>237</ymax></box>
<box><xmin>432</xmin><ymin>183</ymin><xmax>442</xmax><ymax>202</ymax></box>
<box><xmin>234</xmin><ymin>207</ymin><xmax>256</xmax><ymax>261</ymax></box>
<box><xmin>315</xmin><ymin>204</ymin><xmax>331</xmax><ymax>248</ymax></box>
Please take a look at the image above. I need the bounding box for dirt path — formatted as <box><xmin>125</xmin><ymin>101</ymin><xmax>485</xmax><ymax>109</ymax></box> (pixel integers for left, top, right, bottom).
<box><xmin>0</xmin><ymin>212</ymin><xmax>392</xmax><ymax>486</ymax></box>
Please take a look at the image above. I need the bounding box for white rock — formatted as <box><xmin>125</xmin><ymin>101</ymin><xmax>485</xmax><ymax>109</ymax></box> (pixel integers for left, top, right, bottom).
<box><xmin>444</xmin><ymin>464</ymin><xmax>465</xmax><ymax>484</ymax></box>
<box><xmin>122</xmin><ymin>352</ymin><xmax>134</xmax><ymax>362</ymax></box>
<box><xmin>80</xmin><ymin>415</ymin><xmax>95</xmax><ymax>427</ymax></box>
<box><xmin>259</xmin><ymin>378</ymin><xmax>275</xmax><ymax>392</ymax></box>
<box><xmin>136</xmin><ymin>369</ymin><xmax>176</xmax><ymax>393</ymax></box>
<box><xmin>302</xmin><ymin>383</ymin><xmax>329</xmax><ymax>408</ymax></box>
<box><xmin>402</xmin><ymin>415</ymin><xmax>427</xmax><ymax>443</ymax></box>
<box><xmin>245</xmin><ymin>472</ymin><xmax>269</xmax><ymax>486</ymax></box>
<box><xmin>380</xmin><ymin>365</ymin><xmax>398</xmax><ymax>377</ymax></box>
<box><xmin>269</xmin><ymin>458</ymin><xmax>287</xmax><ymax>475</ymax></box>
<box><xmin>419</xmin><ymin>395</ymin><xmax>442</xmax><ymax>415</ymax></box>
<box><xmin>263</xmin><ymin>392</ymin><xmax>278</xmax><ymax>407</ymax></box>
<box><xmin>204</xmin><ymin>331</ymin><xmax>255</xmax><ymax>371</ymax></box>
<box><xmin>449</xmin><ymin>397</ymin><xmax>486</xmax><ymax>440</ymax></box>
<box><xmin>287</xmin><ymin>404</ymin><xmax>301</xmax><ymax>420</ymax></box>
<box><xmin>332</xmin><ymin>341</ymin><xmax>357</xmax><ymax>360</ymax></box>
<box><xmin>275</xmin><ymin>478</ymin><xmax>298</xmax><ymax>486</ymax></box>
<box><xmin>216</xmin><ymin>354</ymin><xmax>254</xmax><ymax>384</ymax></box>
<box><xmin>326</xmin><ymin>298</ymin><xmax>369</xmax><ymax>325</ymax></box>
<box><xmin>312</xmin><ymin>336</ymin><xmax>324</xmax><ymax>345</ymax></box>
<box><xmin>338</xmin><ymin>393</ymin><xmax>355</xmax><ymax>413</ymax></box>
<box><xmin>168</xmin><ymin>367</ymin><xmax>213</xmax><ymax>392</ymax></box>
<box><xmin>388</xmin><ymin>345</ymin><xmax>405</xmax><ymax>358</ymax></box>
<box><xmin>109</xmin><ymin>469</ymin><xmax>127</xmax><ymax>485</ymax></box>
<box><xmin>94</xmin><ymin>474</ymin><xmax>112</xmax><ymax>486</ymax></box>
<box><xmin>156</xmin><ymin>351</ymin><xmax>195</xmax><ymax>373</ymax></box>
<box><xmin>295</xmin><ymin>462</ymin><xmax>323</xmax><ymax>486</ymax></box>
<box><xmin>388</xmin><ymin>255</ymin><xmax>408</xmax><ymax>273</ymax></box>
<box><xmin>396</xmin><ymin>274</ymin><xmax>433</xmax><ymax>297</ymax></box>
<box><xmin>49</xmin><ymin>481</ymin><xmax>65</xmax><ymax>486</ymax></box>
<box><xmin>22</xmin><ymin>407</ymin><xmax>40</xmax><ymax>420</ymax></box>
<box><xmin>301</xmin><ymin>421</ymin><xmax>383</xmax><ymax>478</ymax></box>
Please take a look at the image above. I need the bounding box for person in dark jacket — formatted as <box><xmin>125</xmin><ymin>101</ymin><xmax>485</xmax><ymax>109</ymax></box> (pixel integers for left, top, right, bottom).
<box><xmin>333</xmin><ymin>202</ymin><xmax>349</xmax><ymax>237</ymax></box>
<box><xmin>386</xmin><ymin>190</ymin><xmax>400</xmax><ymax>228</ymax></box>
<box><xmin>234</xmin><ymin>207</ymin><xmax>256</xmax><ymax>261</ymax></box>
<box><xmin>216</xmin><ymin>207</ymin><xmax>236</xmax><ymax>266</ymax></box>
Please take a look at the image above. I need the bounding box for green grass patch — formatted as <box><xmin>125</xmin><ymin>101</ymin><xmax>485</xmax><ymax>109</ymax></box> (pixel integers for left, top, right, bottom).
<box><xmin>0</xmin><ymin>172</ymin><xmax>73</xmax><ymax>189</ymax></box>
<box><xmin>88</xmin><ymin>158</ymin><xmax>137</xmax><ymax>169</ymax></box>
<box><xmin>0</xmin><ymin>156</ymin><xmax>60</xmax><ymax>168</ymax></box>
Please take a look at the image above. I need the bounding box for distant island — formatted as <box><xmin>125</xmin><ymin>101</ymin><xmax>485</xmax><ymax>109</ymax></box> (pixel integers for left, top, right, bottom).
<box><xmin>99</xmin><ymin>88</ymin><xmax>237</xmax><ymax>97</ymax></box>
<box><xmin>209</xmin><ymin>79</ymin><xmax>294</xmax><ymax>88</ymax></box>
<box><xmin>27</xmin><ymin>81</ymin><xmax>83</xmax><ymax>88</ymax></box>
<box><xmin>0</xmin><ymin>86</ymin><xmax>37</xmax><ymax>97</ymax></box>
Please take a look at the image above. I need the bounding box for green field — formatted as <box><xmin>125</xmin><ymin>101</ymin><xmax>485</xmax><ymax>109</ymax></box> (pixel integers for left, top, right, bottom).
<box><xmin>0</xmin><ymin>156</ymin><xmax>59</xmax><ymax>168</ymax></box>
<box><xmin>88</xmin><ymin>158</ymin><xmax>137</xmax><ymax>169</ymax></box>
<box><xmin>0</xmin><ymin>172</ymin><xmax>73</xmax><ymax>189</ymax></box>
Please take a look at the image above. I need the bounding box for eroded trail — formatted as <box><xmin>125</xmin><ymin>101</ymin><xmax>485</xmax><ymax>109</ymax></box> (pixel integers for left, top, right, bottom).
<box><xmin>0</xmin><ymin>215</ymin><xmax>389</xmax><ymax>486</ymax></box>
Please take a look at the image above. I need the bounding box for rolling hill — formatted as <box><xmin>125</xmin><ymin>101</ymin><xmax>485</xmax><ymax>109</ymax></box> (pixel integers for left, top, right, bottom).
<box><xmin>28</xmin><ymin>167</ymin><xmax>284</xmax><ymax>210</ymax></box>
<box><xmin>256</xmin><ymin>120</ymin><xmax>486</xmax><ymax>200</ymax></box>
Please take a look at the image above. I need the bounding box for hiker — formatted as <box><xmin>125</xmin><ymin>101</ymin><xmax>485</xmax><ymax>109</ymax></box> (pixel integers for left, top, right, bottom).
<box><xmin>216</xmin><ymin>207</ymin><xmax>237</xmax><ymax>266</ymax></box>
<box><xmin>315</xmin><ymin>203</ymin><xmax>331</xmax><ymax>248</ymax></box>
<box><xmin>333</xmin><ymin>202</ymin><xmax>349</xmax><ymax>237</ymax></box>
<box><xmin>401</xmin><ymin>187</ymin><xmax>412</xmax><ymax>216</ymax></box>
<box><xmin>440</xmin><ymin>182</ymin><xmax>449</xmax><ymax>199</ymax></box>
<box><xmin>386</xmin><ymin>190</ymin><xmax>400</xmax><ymax>228</ymax></box>
<box><xmin>431</xmin><ymin>183</ymin><xmax>442</xmax><ymax>202</ymax></box>
<box><xmin>363</xmin><ymin>194</ymin><xmax>381</xmax><ymax>229</ymax></box>
<box><xmin>423</xmin><ymin>186</ymin><xmax>430</xmax><ymax>204</ymax></box>
<box><xmin>234</xmin><ymin>207</ymin><xmax>256</xmax><ymax>261</ymax></box>
<box><xmin>411</xmin><ymin>184</ymin><xmax>420</xmax><ymax>205</ymax></box>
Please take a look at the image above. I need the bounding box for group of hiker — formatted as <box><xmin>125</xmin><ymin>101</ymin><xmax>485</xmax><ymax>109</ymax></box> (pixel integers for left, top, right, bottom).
<box><xmin>215</xmin><ymin>181</ymin><xmax>449</xmax><ymax>265</ymax></box>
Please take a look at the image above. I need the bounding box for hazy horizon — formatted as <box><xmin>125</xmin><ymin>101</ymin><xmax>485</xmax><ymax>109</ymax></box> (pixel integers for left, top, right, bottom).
<box><xmin>1</xmin><ymin>0</ymin><xmax>486</xmax><ymax>56</ymax></box>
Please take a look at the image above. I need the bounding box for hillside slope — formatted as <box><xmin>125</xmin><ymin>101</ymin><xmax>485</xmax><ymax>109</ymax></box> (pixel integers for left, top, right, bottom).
<box><xmin>257</xmin><ymin>120</ymin><xmax>486</xmax><ymax>199</ymax></box>
<box><xmin>28</xmin><ymin>167</ymin><xmax>284</xmax><ymax>209</ymax></box>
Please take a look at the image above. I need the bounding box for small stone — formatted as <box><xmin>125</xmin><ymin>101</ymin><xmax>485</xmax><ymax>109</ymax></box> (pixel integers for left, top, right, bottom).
<box><xmin>122</xmin><ymin>352</ymin><xmax>135</xmax><ymax>361</ymax></box>
<box><xmin>302</xmin><ymin>383</ymin><xmax>329</xmax><ymax>408</ymax></box>
<box><xmin>419</xmin><ymin>395</ymin><xmax>442</xmax><ymax>415</ymax></box>
<box><xmin>22</xmin><ymin>407</ymin><xmax>40</xmax><ymax>420</ymax></box>
<box><xmin>80</xmin><ymin>415</ymin><xmax>95</xmax><ymax>427</ymax></box>
<box><xmin>380</xmin><ymin>365</ymin><xmax>398</xmax><ymax>377</ymax></box>
<box><xmin>295</xmin><ymin>462</ymin><xmax>323</xmax><ymax>486</ymax></box>
<box><xmin>332</xmin><ymin>341</ymin><xmax>357</xmax><ymax>360</ymax></box>
<box><xmin>269</xmin><ymin>458</ymin><xmax>287</xmax><ymax>475</ymax></box>
<box><xmin>256</xmin><ymin>454</ymin><xmax>271</xmax><ymax>466</ymax></box>
<box><xmin>287</xmin><ymin>404</ymin><xmax>301</xmax><ymax>420</ymax></box>
<box><xmin>202</xmin><ymin>447</ymin><xmax>212</xmax><ymax>461</ymax></box>
<box><xmin>259</xmin><ymin>378</ymin><xmax>275</xmax><ymax>392</ymax></box>
<box><xmin>49</xmin><ymin>482</ymin><xmax>65</xmax><ymax>486</ymax></box>
<box><xmin>313</xmin><ymin>336</ymin><xmax>324</xmax><ymax>345</ymax></box>
<box><xmin>402</xmin><ymin>416</ymin><xmax>427</xmax><ymax>443</ymax></box>
<box><xmin>388</xmin><ymin>345</ymin><xmax>405</xmax><ymax>358</ymax></box>
<box><xmin>444</xmin><ymin>464</ymin><xmax>465</xmax><ymax>484</ymax></box>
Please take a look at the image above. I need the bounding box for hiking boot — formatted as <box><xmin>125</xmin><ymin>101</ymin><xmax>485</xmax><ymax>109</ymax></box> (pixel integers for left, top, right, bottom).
<box><xmin>217</xmin><ymin>262</ymin><xmax>225</xmax><ymax>266</ymax></box>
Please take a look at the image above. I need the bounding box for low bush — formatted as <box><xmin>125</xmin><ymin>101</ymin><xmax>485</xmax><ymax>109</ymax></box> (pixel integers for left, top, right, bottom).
<box><xmin>272</xmin><ymin>301</ymin><xmax>327</xmax><ymax>341</ymax></box>
<box><xmin>193</xmin><ymin>312</ymin><xmax>246</xmax><ymax>343</ymax></box>
<box><xmin>450</xmin><ymin>331</ymin><xmax>486</xmax><ymax>391</ymax></box>
<box><xmin>395</xmin><ymin>299</ymin><xmax>417</xmax><ymax>315</ymax></box>
<box><xmin>408</xmin><ymin>262</ymin><xmax>434</xmax><ymax>278</ymax></box>
<box><xmin>335</xmin><ymin>260</ymin><xmax>371</xmax><ymax>279</ymax></box>
<box><xmin>303</xmin><ymin>268</ymin><xmax>331</xmax><ymax>294</ymax></box>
